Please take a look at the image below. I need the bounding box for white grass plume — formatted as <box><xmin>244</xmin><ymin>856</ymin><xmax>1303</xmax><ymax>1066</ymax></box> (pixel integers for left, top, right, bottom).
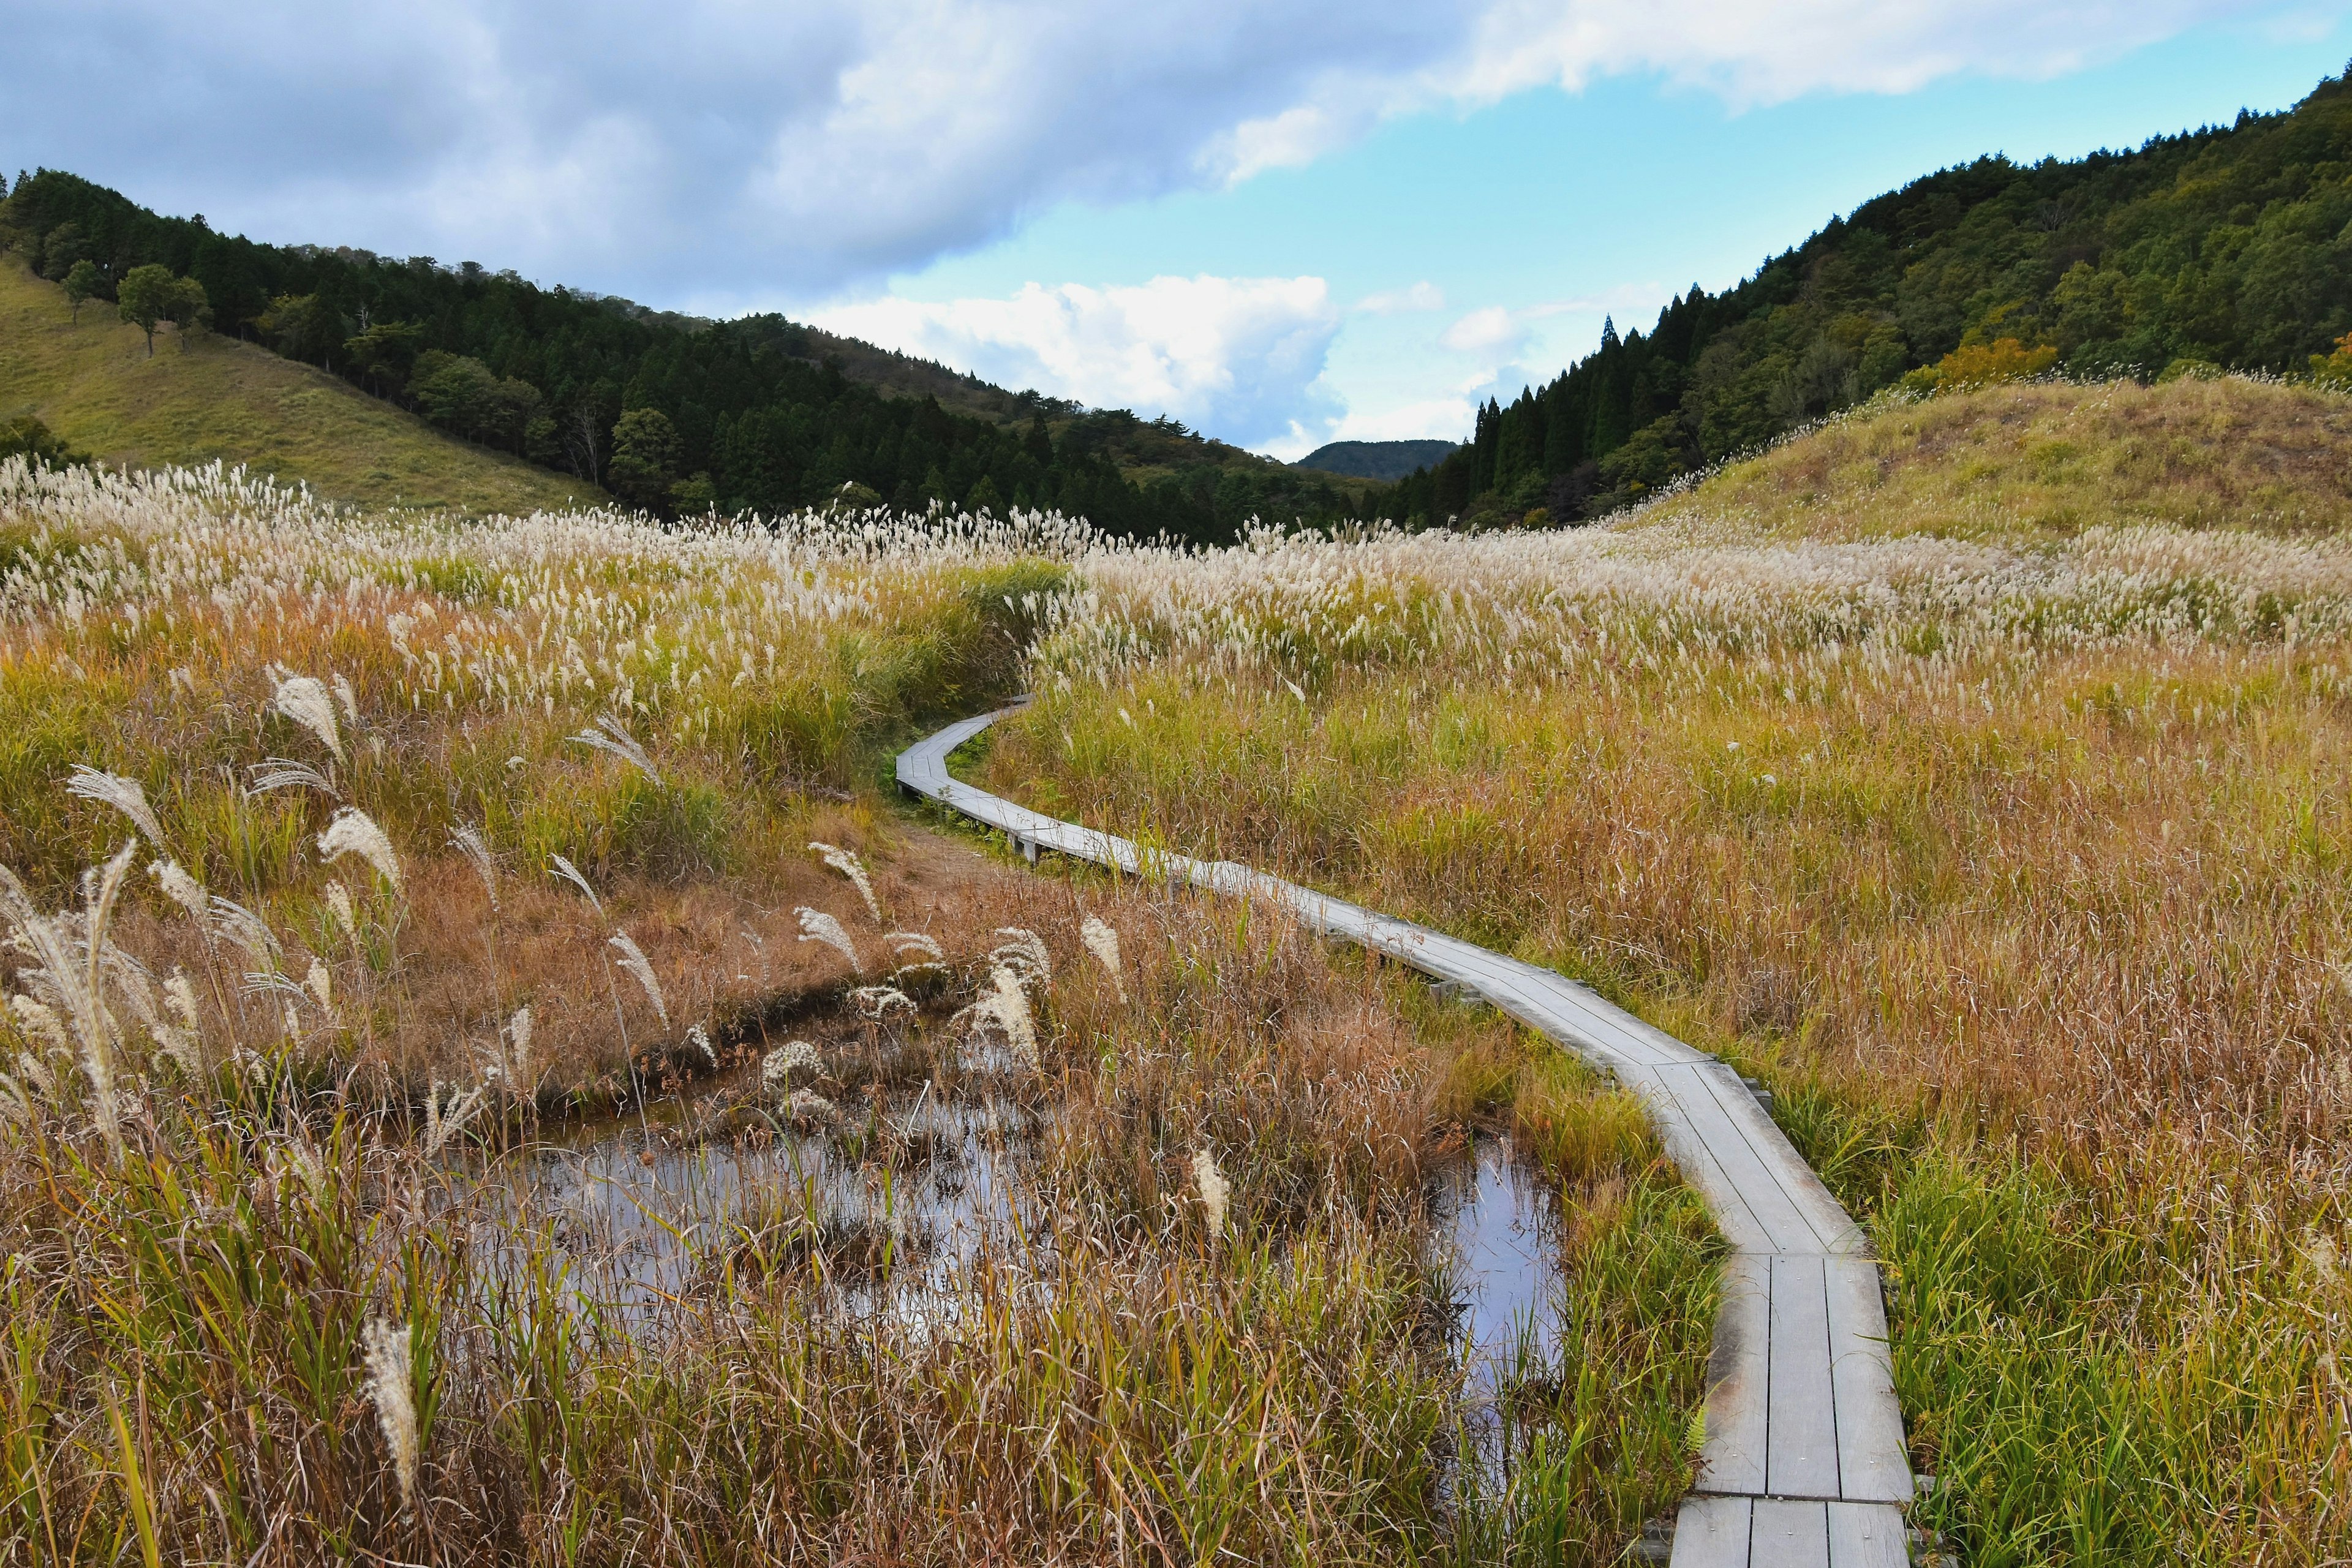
<box><xmin>244</xmin><ymin>758</ymin><xmax>338</xmax><ymax>798</ymax></box>
<box><xmin>421</xmin><ymin>1079</ymin><xmax>488</xmax><ymax>1157</ymax></box>
<box><xmin>149</xmin><ymin>859</ymin><xmax>207</xmax><ymax>921</ymax></box>
<box><xmin>209</xmin><ymin>895</ymin><xmax>284</xmax><ymax>966</ymax></box>
<box><xmin>305</xmin><ymin>959</ymin><xmax>333</xmax><ymax>1013</ymax></box>
<box><xmin>548</xmin><ymin>854</ymin><xmax>603</xmax><ymax>918</ymax></box>
<box><xmin>161</xmin><ymin>969</ymin><xmax>203</xmax><ymax>1072</ymax></box>
<box><xmin>796</xmin><ymin>907</ymin><xmax>861</xmax><ymax>972</ymax></box>
<box><xmin>360</xmin><ymin>1317</ymin><xmax>420</xmax><ymax>1513</ymax></box>
<box><xmin>331</xmin><ymin>673</ymin><xmax>361</xmax><ymax>727</ymax></box>
<box><xmin>501</xmin><ymin>1005</ymin><xmax>533</xmax><ymax>1093</ymax></box>
<box><xmin>990</xmin><ymin>927</ymin><xmax>1052</xmax><ymax>986</ymax></box>
<box><xmin>570</xmin><ymin>713</ymin><xmax>661</xmax><ymax>786</ymax></box>
<box><xmin>885</xmin><ymin>932</ymin><xmax>944</xmax><ymax>963</ymax></box>
<box><xmin>322</xmin><ymin>881</ymin><xmax>356</xmax><ymax>942</ymax></box>
<box><xmin>1193</xmin><ymin>1146</ymin><xmax>1230</xmax><ymax>1237</ymax></box>
<box><xmin>686</xmin><ymin>1022</ymin><xmax>717</xmax><ymax>1068</ymax></box>
<box><xmin>318</xmin><ymin>809</ymin><xmax>401</xmax><ymax>896</ymax></box>
<box><xmin>962</xmin><ymin>963</ymin><xmax>1038</xmax><ymax>1069</ymax></box>
<box><xmin>608</xmin><ymin>930</ymin><xmax>669</xmax><ymax>1028</ymax></box>
<box><xmin>66</xmin><ymin>767</ymin><xmax>164</xmax><ymax>846</ymax></box>
<box><xmin>450</xmin><ymin>824</ymin><xmax>497</xmax><ymax>910</ymax></box>
<box><xmin>1080</xmin><ymin>915</ymin><xmax>1125</xmax><ymax>1003</ymax></box>
<box><xmin>809</xmin><ymin>841</ymin><xmax>881</xmax><ymax>922</ymax></box>
<box><xmin>763</xmin><ymin>1039</ymin><xmax>822</xmax><ymax>1093</ymax></box>
<box><xmin>848</xmin><ymin>985</ymin><xmax>915</xmax><ymax>1021</ymax></box>
<box><xmin>273</xmin><ymin>675</ymin><xmax>345</xmax><ymax>764</ymax></box>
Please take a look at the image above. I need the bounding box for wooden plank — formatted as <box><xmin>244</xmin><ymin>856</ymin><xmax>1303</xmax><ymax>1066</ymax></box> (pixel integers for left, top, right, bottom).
<box><xmin>1669</xmin><ymin>1494</ymin><xmax>1752</xmax><ymax>1568</ymax></box>
<box><xmin>898</xmin><ymin>706</ymin><xmax>1919</xmax><ymax>1550</ymax></box>
<box><xmin>1749</xmin><ymin>1499</ymin><xmax>1830</xmax><ymax>1568</ymax></box>
<box><xmin>1824</xmin><ymin>1257</ymin><xmax>1912</xmax><ymax>1503</ymax></box>
<box><xmin>1766</xmin><ymin>1254</ymin><xmax>1841</xmax><ymax>1501</ymax></box>
<box><xmin>1824</xmin><ymin>1502</ymin><xmax>1909</xmax><ymax>1568</ymax></box>
<box><xmin>1694</xmin><ymin>1251</ymin><xmax>1769</xmax><ymax>1495</ymax></box>
<box><xmin>1684</xmin><ymin>1064</ymin><xmax>1864</xmax><ymax>1255</ymax></box>
<box><xmin>1649</xmin><ymin>1066</ymin><xmax>1842</xmax><ymax>1256</ymax></box>
<box><xmin>1611</xmin><ymin>1065</ymin><xmax>1779</xmax><ymax>1254</ymax></box>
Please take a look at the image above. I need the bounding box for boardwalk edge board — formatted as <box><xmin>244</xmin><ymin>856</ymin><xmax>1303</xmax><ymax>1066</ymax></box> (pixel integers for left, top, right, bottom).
<box><xmin>897</xmin><ymin>708</ymin><xmax>1917</xmax><ymax>1568</ymax></box>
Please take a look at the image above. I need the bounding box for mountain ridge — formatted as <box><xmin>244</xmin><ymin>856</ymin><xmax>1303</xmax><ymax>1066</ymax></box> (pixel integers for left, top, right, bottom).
<box><xmin>1293</xmin><ymin>440</ymin><xmax>1459</xmax><ymax>481</ymax></box>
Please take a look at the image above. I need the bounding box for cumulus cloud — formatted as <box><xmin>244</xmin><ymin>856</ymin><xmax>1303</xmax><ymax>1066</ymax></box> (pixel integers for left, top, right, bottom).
<box><xmin>2</xmin><ymin>0</ymin><xmax>2282</xmax><ymax>303</ymax></box>
<box><xmin>815</xmin><ymin>275</ymin><xmax>1343</xmax><ymax>447</ymax></box>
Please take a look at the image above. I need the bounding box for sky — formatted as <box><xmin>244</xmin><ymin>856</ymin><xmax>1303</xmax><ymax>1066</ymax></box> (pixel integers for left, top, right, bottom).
<box><xmin>9</xmin><ymin>2</ymin><xmax>2352</xmax><ymax>458</ymax></box>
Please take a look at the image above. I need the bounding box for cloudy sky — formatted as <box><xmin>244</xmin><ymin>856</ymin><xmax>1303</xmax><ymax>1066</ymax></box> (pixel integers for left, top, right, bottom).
<box><xmin>10</xmin><ymin>2</ymin><xmax>2351</xmax><ymax>455</ymax></box>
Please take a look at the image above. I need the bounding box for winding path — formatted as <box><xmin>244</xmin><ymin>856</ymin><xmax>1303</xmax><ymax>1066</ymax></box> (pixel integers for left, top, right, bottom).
<box><xmin>899</xmin><ymin>707</ymin><xmax>1915</xmax><ymax>1568</ymax></box>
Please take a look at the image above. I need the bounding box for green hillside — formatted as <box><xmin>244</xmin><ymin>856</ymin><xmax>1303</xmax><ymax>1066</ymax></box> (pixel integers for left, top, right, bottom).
<box><xmin>0</xmin><ymin>173</ymin><xmax>1365</xmax><ymax>540</ymax></box>
<box><xmin>0</xmin><ymin>258</ymin><xmax>601</xmax><ymax>512</ymax></box>
<box><xmin>1634</xmin><ymin>373</ymin><xmax>2352</xmax><ymax>541</ymax></box>
<box><xmin>1394</xmin><ymin>67</ymin><xmax>2352</xmax><ymax>527</ymax></box>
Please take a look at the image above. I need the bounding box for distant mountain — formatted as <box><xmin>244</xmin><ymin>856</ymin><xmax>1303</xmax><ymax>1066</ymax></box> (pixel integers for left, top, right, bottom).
<box><xmin>0</xmin><ymin>171</ymin><xmax>1379</xmax><ymax>541</ymax></box>
<box><xmin>1293</xmin><ymin>440</ymin><xmax>1460</xmax><ymax>481</ymax></box>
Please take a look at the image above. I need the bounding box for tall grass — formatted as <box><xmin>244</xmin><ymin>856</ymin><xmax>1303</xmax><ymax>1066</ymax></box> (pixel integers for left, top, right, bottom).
<box><xmin>984</xmin><ymin>379</ymin><xmax>2352</xmax><ymax>1563</ymax></box>
<box><xmin>0</xmin><ymin>458</ymin><xmax>1711</xmax><ymax>1562</ymax></box>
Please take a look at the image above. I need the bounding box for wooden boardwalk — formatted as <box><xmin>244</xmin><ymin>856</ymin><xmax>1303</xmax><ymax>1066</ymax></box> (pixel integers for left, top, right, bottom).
<box><xmin>899</xmin><ymin>709</ymin><xmax>1915</xmax><ymax>1568</ymax></box>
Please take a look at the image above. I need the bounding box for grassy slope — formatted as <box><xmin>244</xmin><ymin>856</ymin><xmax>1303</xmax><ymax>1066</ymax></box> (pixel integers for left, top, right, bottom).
<box><xmin>0</xmin><ymin>258</ymin><xmax>602</xmax><ymax>513</ymax></box>
<box><xmin>1632</xmin><ymin>375</ymin><xmax>2352</xmax><ymax>540</ymax></box>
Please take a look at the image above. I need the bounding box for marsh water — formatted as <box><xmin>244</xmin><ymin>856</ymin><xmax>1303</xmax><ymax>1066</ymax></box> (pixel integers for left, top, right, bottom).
<box><xmin>484</xmin><ymin>1076</ymin><xmax>1564</xmax><ymax>1464</ymax></box>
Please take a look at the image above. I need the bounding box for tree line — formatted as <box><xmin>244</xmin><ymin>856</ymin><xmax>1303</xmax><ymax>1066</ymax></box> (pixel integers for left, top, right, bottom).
<box><xmin>0</xmin><ymin>174</ymin><xmax>1368</xmax><ymax>541</ymax></box>
<box><xmin>1392</xmin><ymin>66</ymin><xmax>2352</xmax><ymax>527</ymax></box>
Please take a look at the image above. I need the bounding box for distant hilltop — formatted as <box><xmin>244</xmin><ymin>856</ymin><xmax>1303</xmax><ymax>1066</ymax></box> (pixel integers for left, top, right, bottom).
<box><xmin>1292</xmin><ymin>439</ymin><xmax>1460</xmax><ymax>482</ymax></box>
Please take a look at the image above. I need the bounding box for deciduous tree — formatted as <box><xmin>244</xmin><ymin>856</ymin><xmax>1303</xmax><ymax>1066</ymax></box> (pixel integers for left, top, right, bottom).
<box><xmin>116</xmin><ymin>264</ymin><xmax>176</xmax><ymax>356</ymax></box>
<box><xmin>61</xmin><ymin>258</ymin><xmax>101</xmax><ymax>324</ymax></box>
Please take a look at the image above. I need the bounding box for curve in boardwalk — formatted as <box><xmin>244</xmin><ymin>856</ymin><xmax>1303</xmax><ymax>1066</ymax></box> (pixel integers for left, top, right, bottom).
<box><xmin>899</xmin><ymin>707</ymin><xmax>1915</xmax><ymax>1568</ymax></box>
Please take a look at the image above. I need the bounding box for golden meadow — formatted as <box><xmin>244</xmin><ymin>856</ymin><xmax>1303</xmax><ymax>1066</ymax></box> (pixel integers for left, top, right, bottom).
<box><xmin>4</xmin><ymin>374</ymin><xmax>2348</xmax><ymax>1564</ymax></box>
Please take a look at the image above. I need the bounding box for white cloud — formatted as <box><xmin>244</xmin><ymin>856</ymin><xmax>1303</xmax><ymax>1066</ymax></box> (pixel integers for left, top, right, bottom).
<box><xmin>815</xmin><ymin>274</ymin><xmax>1343</xmax><ymax>447</ymax></box>
<box><xmin>1441</xmin><ymin>304</ymin><xmax>1529</xmax><ymax>356</ymax></box>
<box><xmin>1357</xmin><ymin>281</ymin><xmax>1446</xmax><ymax>314</ymax></box>
<box><xmin>2</xmin><ymin>0</ymin><xmax>2292</xmax><ymax>304</ymax></box>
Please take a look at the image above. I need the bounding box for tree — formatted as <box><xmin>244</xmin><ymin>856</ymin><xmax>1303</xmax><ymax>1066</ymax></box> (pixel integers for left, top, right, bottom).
<box><xmin>344</xmin><ymin>320</ymin><xmax>424</xmax><ymax>393</ymax></box>
<box><xmin>255</xmin><ymin>293</ymin><xmax>343</xmax><ymax>367</ymax></box>
<box><xmin>61</xmin><ymin>259</ymin><xmax>101</xmax><ymax>324</ymax></box>
<box><xmin>606</xmin><ymin>408</ymin><xmax>682</xmax><ymax>513</ymax></box>
<box><xmin>167</xmin><ymin>276</ymin><xmax>210</xmax><ymax>352</ymax></box>
<box><xmin>36</xmin><ymin>221</ymin><xmax>86</xmax><ymax>282</ymax></box>
<box><xmin>116</xmin><ymin>264</ymin><xmax>176</xmax><ymax>356</ymax></box>
<box><xmin>0</xmin><ymin>414</ymin><xmax>85</xmax><ymax>468</ymax></box>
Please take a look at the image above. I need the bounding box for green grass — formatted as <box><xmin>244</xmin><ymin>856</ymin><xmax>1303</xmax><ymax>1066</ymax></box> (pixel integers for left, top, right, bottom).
<box><xmin>1635</xmin><ymin>375</ymin><xmax>2352</xmax><ymax>542</ymax></box>
<box><xmin>0</xmin><ymin>258</ymin><xmax>602</xmax><ymax>514</ymax></box>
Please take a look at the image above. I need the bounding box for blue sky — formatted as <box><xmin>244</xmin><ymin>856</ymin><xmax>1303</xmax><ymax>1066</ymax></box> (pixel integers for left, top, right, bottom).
<box><xmin>10</xmin><ymin>1</ymin><xmax>2352</xmax><ymax>456</ymax></box>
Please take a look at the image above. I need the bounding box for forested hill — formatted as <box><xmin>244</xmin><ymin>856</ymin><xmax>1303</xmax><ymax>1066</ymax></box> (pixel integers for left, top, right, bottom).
<box><xmin>1393</xmin><ymin>67</ymin><xmax>2352</xmax><ymax>529</ymax></box>
<box><xmin>0</xmin><ymin>172</ymin><xmax>1365</xmax><ymax>541</ymax></box>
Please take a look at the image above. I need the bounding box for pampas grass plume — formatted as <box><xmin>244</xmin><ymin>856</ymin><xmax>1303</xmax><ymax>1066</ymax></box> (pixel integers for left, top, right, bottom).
<box><xmin>796</xmin><ymin>907</ymin><xmax>861</xmax><ymax>973</ymax></box>
<box><xmin>360</xmin><ymin>1317</ymin><xmax>420</xmax><ymax>1513</ymax></box>
<box><xmin>809</xmin><ymin>841</ymin><xmax>881</xmax><ymax>922</ymax></box>
<box><xmin>1193</xmin><ymin>1147</ymin><xmax>1230</xmax><ymax>1237</ymax></box>
<box><xmin>1080</xmin><ymin>915</ymin><xmax>1125</xmax><ymax>1002</ymax></box>
<box><xmin>273</xmin><ymin>675</ymin><xmax>346</xmax><ymax>764</ymax></box>
<box><xmin>67</xmin><ymin>767</ymin><xmax>165</xmax><ymax>846</ymax></box>
<box><xmin>149</xmin><ymin>859</ymin><xmax>208</xmax><ymax>921</ymax></box>
<box><xmin>318</xmin><ymin>809</ymin><xmax>402</xmax><ymax>896</ymax></box>
<box><xmin>608</xmin><ymin>930</ymin><xmax>669</xmax><ymax>1027</ymax></box>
